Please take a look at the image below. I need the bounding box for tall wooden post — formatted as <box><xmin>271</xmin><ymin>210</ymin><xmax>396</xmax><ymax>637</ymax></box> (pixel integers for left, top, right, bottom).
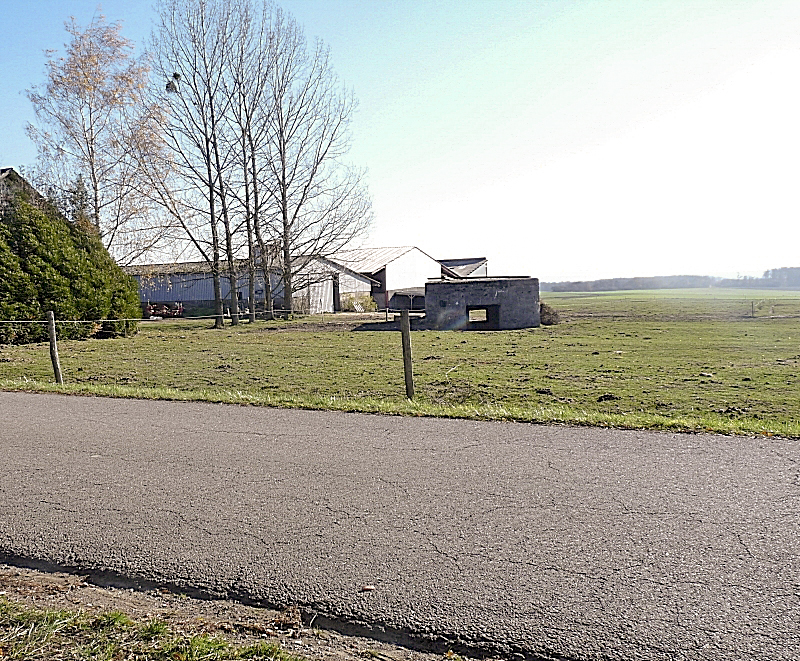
<box><xmin>400</xmin><ymin>309</ymin><xmax>414</xmax><ymax>399</ymax></box>
<box><xmin>47</xmin><ymin>311</ymin><xmax>63</xmax><ymax>385</ymax></box>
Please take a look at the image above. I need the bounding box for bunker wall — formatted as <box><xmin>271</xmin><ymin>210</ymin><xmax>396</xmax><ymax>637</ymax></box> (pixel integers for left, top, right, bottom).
<box><xmin>424</xmin><ymin>278</ymin><xmax>540</xmax><ymax>330</ymax></box>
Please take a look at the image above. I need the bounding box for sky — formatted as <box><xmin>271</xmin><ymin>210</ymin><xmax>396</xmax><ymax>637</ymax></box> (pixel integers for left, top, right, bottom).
<box><xmin>1</xmin><ymin>0</ymin><xmax>799</xmax><ymax>281</ymax></box>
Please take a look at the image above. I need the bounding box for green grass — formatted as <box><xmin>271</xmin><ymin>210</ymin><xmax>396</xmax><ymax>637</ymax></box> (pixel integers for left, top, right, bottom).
<box><xmin>2</xmin><ymin>288</ymin><xmax>800</xmax><ymax>436</ymax></box>
<box><xmin>546</xmin><ymin>287</ymin><xmax>800</xmax><ymax>320</ymax></box>
<box><xmin>0</xmin><ymin>598</ymin><xmax>304</xmax><ymax>660</ymax></box>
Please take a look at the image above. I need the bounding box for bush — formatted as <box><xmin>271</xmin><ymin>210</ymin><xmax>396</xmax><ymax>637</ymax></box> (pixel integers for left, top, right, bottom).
<box><xmin>539</xmin><ymin>302</ymin><xmax>561</xmax><ymax>326</ymax></box>
<box><xmin>340</xmin><ymin>292</ymin><xmax>377</xmax><ymax>312</ymax></box>
<box><xmin>0</xmin><ymin>194</ymin><xmax>140</xmax><ymax>344</ymax></box>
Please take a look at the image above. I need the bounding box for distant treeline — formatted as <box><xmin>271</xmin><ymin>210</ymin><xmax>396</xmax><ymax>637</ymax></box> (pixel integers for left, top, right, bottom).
<box><xmin>542</xmin><ymin>275</ymin><xmax>716</xmax><ymax>292</ymax></box>
<box><xmin>541</xmin><ymin>268</ymin><xmax>800</xmax><ymax>292</ymax></box>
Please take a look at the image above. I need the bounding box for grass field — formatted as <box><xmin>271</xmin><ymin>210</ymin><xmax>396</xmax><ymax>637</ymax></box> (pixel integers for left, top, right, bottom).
<box><xmin>0</xmin><ymin>598</ymin><xmax>303</xmax><ymax>661</ymax></box>
<box><xmin>2</xmin><ymin>288</ymin><xmax>800</xmax><ymax>436</ymax></box>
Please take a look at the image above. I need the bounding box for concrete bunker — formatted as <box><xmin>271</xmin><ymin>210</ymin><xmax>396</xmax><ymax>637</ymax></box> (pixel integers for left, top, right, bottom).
<box><xmin>424</xmin><ymin>277</ymin><xmax>540</xmax><ymax>330</ymax></box>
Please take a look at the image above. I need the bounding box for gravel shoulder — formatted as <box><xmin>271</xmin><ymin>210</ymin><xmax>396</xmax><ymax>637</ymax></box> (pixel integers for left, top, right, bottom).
<box><xmin>0</xmin><ymin>562</ymin><xmax>456</xmax><ymax>661</ymax></box>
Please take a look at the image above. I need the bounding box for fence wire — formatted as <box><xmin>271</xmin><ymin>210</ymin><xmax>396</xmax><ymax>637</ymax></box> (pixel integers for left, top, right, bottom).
<box><xmin>0</xmin><ymin>311</ymin><xmax>294</xmax><ymax>325</ymax></box>
<box><xmin>0</xmin><ymin>318</ymin><xmax>142</xmax><ymax>325</ymax></box>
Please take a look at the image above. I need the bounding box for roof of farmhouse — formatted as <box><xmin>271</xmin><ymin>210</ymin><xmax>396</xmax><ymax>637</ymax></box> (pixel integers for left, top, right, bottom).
<box><xmin>333</xmin><ymin>246</ymin><xmax>421</xmax><ymax>274</ymax></box>
<box><xmin>123</xmin><ymin>261</ymin><xmax>229</xmax><ymax>277</ymax></box>
<box><xmin>335</xmin><ymin>246</ymin><xmax>462</xmax><ymax>279</ymax></box>
<box><xmin>123</xmin><ymin>255</ymin><xmax>378</xmax><ymax>284</ymax></box>
<box><xmin>124</xmin><ymin>247</ymin><xmax>472</xmax><ymax>281</ymax></box>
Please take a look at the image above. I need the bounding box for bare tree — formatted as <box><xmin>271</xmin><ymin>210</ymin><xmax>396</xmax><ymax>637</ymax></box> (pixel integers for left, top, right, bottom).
<box><xmin>149</xmin><ymin>0</ymin><xmax>242</xmax><ymax>327</ymax></box>
<box><xmin>262</xmin><ymin>8</ymin><xmax>372</xmax><ymax>312</ymax></box>
<box><xmin>146</xmin><ymin>0</ymin><xmax>371</xmax><ymax>321</ymax></box>
<box><xmin>26</xmin><ymin>15</ymin><xmax>171</xmax><ymax>265</ymax></box>
<box><xmin>225</xmin><ymin>0</ymin><xmax>278</xmax><ymax>321</ymax></box>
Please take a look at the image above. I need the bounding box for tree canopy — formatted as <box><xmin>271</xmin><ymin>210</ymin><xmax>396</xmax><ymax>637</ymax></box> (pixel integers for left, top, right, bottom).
<box><xmin>0</xmin><ymin>191</ymin><xmax>140</xmax><ymax>344</ymax></box>
<box><xmin>26</xmin><ymin>15</ymin><xmax>173</xmax><ymax>265</ymax></box>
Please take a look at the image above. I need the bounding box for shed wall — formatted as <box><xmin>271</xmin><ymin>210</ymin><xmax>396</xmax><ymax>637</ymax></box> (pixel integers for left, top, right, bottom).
<box><xmin>134</xmin><ymin>256</ymin><xmax>373</xmax><ymax>315</ymax></box>
<box><xmin>339</xmin><ymin>271</ymin><xmax>372</xmax><ymax>295</ymax></box>
<box><xmin>386</xmin><ymin>249</ymin><xmax>443</xmax><ymax>292</ymax></box>
<box><xmin>134</xmin><ymin>272</ymin><xmax>274</xmax><ymax>304</ymax></box>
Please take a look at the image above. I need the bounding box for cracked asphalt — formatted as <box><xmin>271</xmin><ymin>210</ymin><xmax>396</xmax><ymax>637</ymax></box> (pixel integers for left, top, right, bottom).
<box><xmin>0</xmin><ymin>391</ymin><xmax>798</xmax><ymax>660</ymax></box>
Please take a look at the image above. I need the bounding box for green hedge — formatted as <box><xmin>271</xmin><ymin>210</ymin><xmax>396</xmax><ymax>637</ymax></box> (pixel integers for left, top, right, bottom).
<box><xmin>0</xmin><ymin>195</ymin><xmax>140</xmax><ymax>344</ymax></box>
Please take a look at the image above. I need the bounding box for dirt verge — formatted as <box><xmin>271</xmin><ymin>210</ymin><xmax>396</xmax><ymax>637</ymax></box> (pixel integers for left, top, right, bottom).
<box><xmin>0</xmin><ymin>563</ymin><xmax>459</xmax><ymax>661</ymax></box>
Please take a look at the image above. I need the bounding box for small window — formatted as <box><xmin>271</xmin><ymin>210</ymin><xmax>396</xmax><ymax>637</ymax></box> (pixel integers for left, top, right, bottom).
<box><xmin>466</xmin><ymin>304</ymin><xmax>500</xmax><ymax>330</ymax></box>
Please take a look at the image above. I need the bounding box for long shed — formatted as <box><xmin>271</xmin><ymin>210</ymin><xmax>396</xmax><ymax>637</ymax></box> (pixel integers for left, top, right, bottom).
<box><xmin>125</xmin><ymin>256</ymin><xmax>376</xmax><ymax>316</ymax></box>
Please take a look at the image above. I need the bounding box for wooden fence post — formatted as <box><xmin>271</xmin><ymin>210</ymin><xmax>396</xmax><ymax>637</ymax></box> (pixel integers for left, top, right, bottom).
<box><xmin>47</xmin><ymin>311</ymin><xmax>63</xmax><ymax>385</ymax></box>
<box><xmin>400</xmin><ymin>309</ymin><xmax>414</xmax><ymax>399</ymax></box>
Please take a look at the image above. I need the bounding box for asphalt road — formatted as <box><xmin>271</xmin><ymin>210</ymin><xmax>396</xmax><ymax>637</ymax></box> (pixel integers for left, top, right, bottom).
<box><xmin>0</xmin><ymin>392</ymin><xmax>798</xmax><ymax>660</ymax></box>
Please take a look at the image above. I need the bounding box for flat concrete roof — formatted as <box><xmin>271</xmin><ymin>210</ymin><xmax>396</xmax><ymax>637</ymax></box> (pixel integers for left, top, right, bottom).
<box><xmin>427</xmin><ymin>276</ymin><xmax>535</xmax><ymax>282</ymax></box>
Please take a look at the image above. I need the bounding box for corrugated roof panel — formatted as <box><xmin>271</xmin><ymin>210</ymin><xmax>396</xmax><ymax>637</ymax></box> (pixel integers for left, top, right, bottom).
<box><xmin>439</xmin><ymin>257</ymin><xmax>488</xmax><ymax>277</ymax></box>
<box><xmin>333</xmin><ymin>246</ymin><xmax>416</xmax><ymax>274</ymax></box>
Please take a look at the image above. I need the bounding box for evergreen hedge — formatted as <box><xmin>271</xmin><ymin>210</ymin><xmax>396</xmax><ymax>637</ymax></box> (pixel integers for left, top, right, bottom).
<box><xmin>0</xmin><ymin>194</ymin><xmax>140</xmax><ymax>344</ymax></box>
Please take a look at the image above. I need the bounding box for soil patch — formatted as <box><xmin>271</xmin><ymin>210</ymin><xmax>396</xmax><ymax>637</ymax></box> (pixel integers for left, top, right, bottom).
<box><xmin>0</xmin><ymin>563</ymin><xmax>455</xmax><ymax>661</ymax></box>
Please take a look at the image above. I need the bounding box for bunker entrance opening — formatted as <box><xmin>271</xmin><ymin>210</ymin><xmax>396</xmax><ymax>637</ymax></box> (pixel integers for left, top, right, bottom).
<box><xmin>466</xmin><ymin>304</ymin><xmax>500</xmax><ymax>330</ymax></box>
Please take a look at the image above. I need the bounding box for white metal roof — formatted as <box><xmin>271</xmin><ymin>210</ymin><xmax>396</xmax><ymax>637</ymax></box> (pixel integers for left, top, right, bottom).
<box><xmin>332</xmin><ymin>246</ymin><xmax>419</xmax><ymax>274</ymax></box>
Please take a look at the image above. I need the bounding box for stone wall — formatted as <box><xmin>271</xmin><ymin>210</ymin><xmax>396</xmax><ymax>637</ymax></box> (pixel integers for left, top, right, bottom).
<box><xmin>424</xmin><ymin>277</ymin><xmax>540</xmax><ymax>330</ymax></box>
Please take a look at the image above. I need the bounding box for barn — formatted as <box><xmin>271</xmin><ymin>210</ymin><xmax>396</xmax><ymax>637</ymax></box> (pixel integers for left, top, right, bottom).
<box><xmin>124</xmin><ymin>261</ymin><xmax>264</xmax><ymax>317</ymax></box>
<box><xmin>125</xmin><ymin>246</ymin><xmax>488</xmax><ymax>316</ymax></box>
<box><xmin>125</xmin><ymin>256</ymin><xmax>376</xmax><ymax>316</ymax></box>
<box><xmin>333</xmin><ymin>246</ymin><xmax>462</xmax><ymax>310</ymax></box>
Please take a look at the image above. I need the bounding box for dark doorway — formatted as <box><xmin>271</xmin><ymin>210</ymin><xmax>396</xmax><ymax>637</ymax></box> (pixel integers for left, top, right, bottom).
<box><xmin>370</xmin><ymin>268</ymin><xmax>387</xmax><ymax>308</ymax></box>
<box><xmin>332</xmin><ymin>274</ymin><xmax>341</xmax><ymax>312</ymax></box>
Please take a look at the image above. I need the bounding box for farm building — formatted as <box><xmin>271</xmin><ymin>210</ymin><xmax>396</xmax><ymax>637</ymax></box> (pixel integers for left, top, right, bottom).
<box><xmin>125</xmin><ymin>261</ymin><xmax>259</xmax><ymax>317</ymax></box>
<box><xmin>333</xmin><ymin>246</ymin><xmax>462</xmax><ymax>309</ymax></box>
<box><xmin>295</xmin><ymin>256</ymin><xmax>376</xmax><ymax>312</ymax></box>
<box><xmin>439</xmin><ymin>257</ymin><xmax>488</xmax><ymax>278</ymax></box>
<box><xmin>125</xmin><ymin>246</ymin><xmax>490</xmax><ymax>316</ymax></box>
<box><xmin>125</xmin><ymin>256</ymin><xmax>375</xmax><ymax>316</ymax></box>
<box><xmin>425</xmin><ymin>277</ymin><xmax>541</xmax><ymax>330</ymax></box>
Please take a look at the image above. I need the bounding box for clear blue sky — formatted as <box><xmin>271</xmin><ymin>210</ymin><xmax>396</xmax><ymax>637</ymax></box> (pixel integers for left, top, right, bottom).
<box><xmin>2</xmin><ymin>0</ymin><xmax>799</xmax><ymax>280</ymax></box>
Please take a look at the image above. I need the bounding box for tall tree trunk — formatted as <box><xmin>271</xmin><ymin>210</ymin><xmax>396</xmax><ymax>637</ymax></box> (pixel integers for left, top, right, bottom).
<box><xmin>220</xmin><ymin>193</ymin><xmax>240</xmax><ymax>326</ymax></box>
<box><xmin>223</xmin><ymin>219</ymin><xmax>239</xmax><ymax>326</ymax></box>
<box><xmin>213</xmin><ymin>141</ymin><xmax>239</xmax><ymax>326</ymax></box>
<box><xmin>210</xmin><ymin>237</ymin><xmax>224</xmax><ymax>328</ymax></box>
<box><xmin>242</xmin><ymin>141</ymin><xmax>256</xmax><ymax>322</ymax></box>
<box><xmin>247</xmin><ymin>237</ymin><xmax>256</xmax><ymax>321</ymax></box>
<box><xmin>249</xmin><ymin>133</ymin><xmax>273</xmax><ymax>320</ymax></box>
<box><xmin>88</xmin><ymin>145</ymin><xmax>102</xmax><ymax>231</ymax></box>
<box><xmin>227</xmin><ymin>268</ymin><xmax>239</xmax><ymax>324</ymax></box>
<box><xmin>282</xmin><ymin>212</ymin><xmax>292</xmax><ymax>316</ymax></box>
<box><xmin>208</xmin><ymin>169</ymin><xmax>224</xmax><ymax>329</ymax></box>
